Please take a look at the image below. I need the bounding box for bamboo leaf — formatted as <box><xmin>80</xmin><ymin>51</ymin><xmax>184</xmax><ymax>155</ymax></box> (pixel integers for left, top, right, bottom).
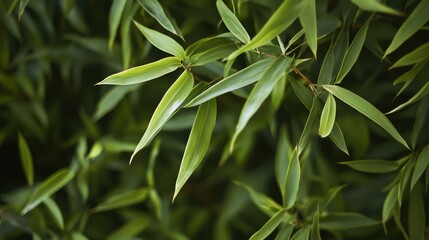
<box><xmin>339</xmin><ymin>159</ymin><xmax>399</xmax><ymax>173</ymax></box>
<box><xmin>388</xmin><ymin>80</ymin><xmax>429</xmax><ymax>114</ymax></box>
<box><xmin>318</xmin><ymin>94</ymin><xmax>336</xmax><ymax>138</ymax></box>
<box><xmin>329</xmin><ymin>123</ymin><xmax>349</xmax><ymax>155</ymax></box>
<box><xmin>173</xmin><ymin>99</ymin><xmax>217</xmax><ymax>201</ymax></box>
<box><xmin>283</xmin><ymin>147</ymin><xmax>301</xmax><ymax>209</ymax></box>
<box><xmin>235</xmin><ymin>181</ymin><xmax>283</xmax><ymax>216</ymax></box>
<box><xmin>18</xmin><ymin>0</ymin><xmax>31</xmax><ymax>20</ymax></box>
<box><xmin>411</xmin><ymin>144</ymin><xmax>429</xmax><ymax>190</ymax></box>
<box><xmin>323</xmin><ymin>85</ymin><xmax>409</xmax><ymax>149</ymax></box>
<box><xmin>97</xmin><ymin>57</ymin><xmax>181</xmax><ymax>85</ymax></box>
<box><xmin>319</xmin><ymin>212</ymin><xmax>379</xmax><ymax>230</ymax></box>
<box><xmin>137</xmin><ymin>0</ymin><xmax>182</xmax><ymax>37</ymax></box>
<box><xmin>275</xmin><ymin>224</ymin><xmax>294</xmax><ymax>240</ymax></box>
<box><xmin>298</xmin><ymin>96</ymin><xmax>322</xmax><ymax>155</ymax></box>
<box><xmin>299</xmin><ymin>0</ymin><xmax>317</xmax><ymax>57</ymax></box>
<box><xmin>134</xmin><ymin>21</ymin><xmax>185</xmax><ymax>59</ymax></box>
<box><xmin>275</xmin><ymin>126</ymin><xmax>293</xmax><ymax>198</ymax></box>
<box><xmin>186</xmin><ymin>58</ymin><xmax>274</xmax><ymax>107</ymax></box>
<box><xmin>390</xmin><ymin>42</ymin><xmax>429</xmax><ymax>68</ymax></box>
<box><xmin>385</xmin><ymin>0</ymin><xmax>429</xmax><ymax>56</ymax></box>
<box><xmin>408</xmin><ymin>184</ymin><xmax>425</xmax><ymax>240</ymax></box>
<box><xmin>249</xmin><ymin>210</ymin><xmax>289</xmax><ymax>240</ymax></box>
<box><xmin>231</xmin><ymin>57</ymin><xmax>292</xmax><ymax>150</ymax></box>
<box><xmin>130</xmin><ymin>70</ymin><xmax>194</xmax><ymax>163</ymax></box>
<box><xmin>22</xmin><ymin>168</ymin><xmax>75</xmax><ymax>214</ymax></box>
<box><xmin>311</xmin><ymin>210</ymin><xmax>321</xmax><ymax>240</ymax></box>
<box><xmin>93</xmin><ymin>188</ymin><xmax>149</xmax><ymax>212</ymax></box>
<box><xmin>216</xmin><ymin>0</ymin><xmax>250</xmax><ymax>43</ymax></box>
<box><xmin>18</xmin><ymin>133</ymin><xmax>34</xmax><ymax>185</ymax></box>
<box><xmin>43</xmin><ymin>198</ymin><xmax>64</xmax><ymax>230</ymax></box>
<box><xmin>108</xmin><ymin>0</ymin><xmax>127</xmax><ymax>49</ymax></box>
<box><xmin>228</xmin><ymin>0</ymin><xmax>306</xmax><ymax>59</ymax></box>
<box><xmin>106</xmin><ymin>216</ymin><xmax>151</xmax><ymax>240</ymax></box>
<box><xmin>94</xmin><ymin>85</ymin><xmax>140</xmax><ymax>120</ymax></box>
<box><xmin>351</xmin><ymin>0</ymin><xmax>403</xmax><ymax>16</ymax></box>
<box><xmin>336</xmin><ymin>17</ymin><xmax>371</xmax><ymax>83</ymax></box>
<box><xmin>291</xmin><ymin>227</ymin><xmax>311</xmax><ymax>240</ymax></box>
<box><xmin>317</xmin><ymin>43</ymin><xmax>335</xmax><ymax>85</ymax></box>
<box><xmin>382</xmin><ymin>185</ymin><xmax>398</xmax><ymax>223</ymax></box>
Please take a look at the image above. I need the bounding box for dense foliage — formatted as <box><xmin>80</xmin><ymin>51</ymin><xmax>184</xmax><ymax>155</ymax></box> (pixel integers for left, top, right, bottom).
<box><xmin>1</xmin><ymin>0</ymin><xmax>429</xmax><ymax>239</ymax></box>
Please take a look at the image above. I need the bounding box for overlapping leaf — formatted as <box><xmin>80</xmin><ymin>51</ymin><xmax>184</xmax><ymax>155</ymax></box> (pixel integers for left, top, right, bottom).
<box><xmin>216</xmin><ymin>0</ymin><xmax>250</xmax><ymax>43</ymax></box>
<box><xmin>249</xmin><ymin>210</ymin><xmax>289</xmax><ymax>240</ymax></box>
<box><xmin>318</xmin><ymin>94</ymin><xmax>336</xmax><ymax>138</ymax></box>
<box><xmin>299</xmin><ymin>0</ymin><xmax>317</xmax><ymax>57</ymax></box>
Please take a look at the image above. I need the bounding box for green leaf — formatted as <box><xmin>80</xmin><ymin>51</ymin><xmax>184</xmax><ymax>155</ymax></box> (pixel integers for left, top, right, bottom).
<box><xmin>317</xmin><ymin>43</ymin><xmax>335</xmax><ymax>85</ymax></box>
<box><xmin>137</xmin><ymin>0</ymin><xmax>182</xmax><ymax>37</ymax></box>
<box><xmin>411</xmin><ymin>144</ymin><xmax>429</xmax><ymax>190</ymax></box>
<box><xmin>120</xmin><ymin>2</ymin><xmax>138</xmax><ymax>69</ymax></box>
<box><xmin>390</xmin><ymin>42</ymin><xmax>429</xmax><ymax>68</ymax></box>
<box><xmin>231</xmin><ymin>57</ymin><xmax>292</xmax><ymax>150</ymax></box>
<box><xmin>275</xmin><ymin>224</ymin><xmax>294</xmax><ymax>240</ymax></box>
<box><xmin>319</xmin><ymin>212</ymin><xmax>379</xmax><ymax>230</ymax></box>
<box><xmin>93</xmin><ymin>188</ymin><xmax>149</xmax><ymax>212</ymax></box>
<box><xmin>291</xmin><ymin>227</ymin><xmax>311</xmax><ymax>240</ymax></box>
<box><xmin>388</xmin><ymin>80</ymin><xmax>429</xmax><ymax>114</ymax></box>
<box><xmin>130</xmin><ymin>70</ymin><xmax>193</xmax><ymax>163</ymax></box>
<box><xmin>18</xmin><ymin>0</ymin><xmax>31</xmax><ymax>20</ymax></box>
<box><xmin>149</xmin><ymin>189</ymin><xmax>162</xmax><ymax>219</ymax></box>
<box><xmin>382</xmin><ymin>185</ymin><xmax>398</xmax><ymax>223</ymax></box>
<box><xmin>270</xmin><ymin>75</ymin><xmax>286</xmax><ymax>111</ymax></box>
<box><xmin>71</xmin><ymin>232</ymin><xmax>89</xmax><ymax>240</ymax></box>
<box><xmin>339</xmin><ymin>159</ymin><xmax>400</xmax><ymax>173</ymax></box>
<box><xmin>408</xmin><ymin>184</ymin><xmax>425</xmax><ymax>240</ymax></box>
<box><xmin>94</xmin><ymin>85</ymin><xmax>140</xmax><ymax>120</ymax></box>
<box><xmin>249</xmin><ymin>210</ymin><xmax>289</xmax><ymax>240</ymax></box>
<box><xmin>235</xmin><ymin>181</ymin><xmax>283</xmax><ymax>216</ymax></box>
<box><xmin>298</xmin><ymin>96</ymin><xmax>322</xmax><ymax>155</ymax></box>
<box><xmin>318</xmin><ymin>94</ymin><xmax>336</xmax><ymax>138</ymax></box>
<box><xmin>311</xmin><ymin>210</ymin><xmax>321</xmax><ymax>240</ymax></box>
<box><xmin>283</xmin><ymin>147</ymin><xmax>301</xmax><ymax>209</ymax></box>
<box><xmin>134</xmin><ymin>21</ymin><xmax>185</xmax><ymax>59</ymax></box>
<box><xmin>97</xmin><ymin>57</ymin><xmax>181</xmax><ymax>85</ymax></box>
<box><xmin>385</xmin><ymin>0</ymin><xmax>429</xmax><ymax>56</ymax></box>
<box><xmin>186</xmin><ymin>58</ymin><xmax>274</xmax><ymax>107</ymax></box>
<box><xmin>393</xmin><ymin>59</ymin><xmax>428</xmax><ymax>86</ymax></box>
<box><xmin>275</xmin><ymin>126</ymin><xmax>293</xmax><ymax>198</ymax></box>
<box><xmin>329</xmin><ymin>123</ymin><xmax>349</xmax><ymax>155</ymax></box>
<box><xmin>299</xmin><ymin>0</ymin><xmax>317</xmax><ymax>57</ymax></box>
<box><xmin>173</xmin><ymin>99</ymin><xmax>217</xmax><ymax>201</ymax></box>
<box><xmin>290</xmin><ymin>77</ymin><xmax>313</xmax><ymax>110</ymax></box>
<box><xmin>323</xmin><ymin>85</ymin><xmax>409</xmax><ymax>149</ymax></box>
<box><xmin>335</xmin><ymin>16</ymin><xmax>371</xmax><ymax>83</ymax></box>
<box><xmin>108</xmin><ymin>0</ymin><xmax>127</xmax><ymax>49</ymax></box>
<box><xmin>411</xmin><ymin>96</ymin><xmax>429</xmax><ymax>148</ymax></box>
<box><xmin>351</xmin><ymin>0</ymin><xmax>403</xmax><ymax>16</ymax></box>
<box><xmin>319</xmin><ymin>185</ymin><xmax>346</xmax><ymax>211</ymax></box>
<box><xmin>18</xmin><ymin>133</ymin><xmax>34</xmax><ymax>185</ymax></box>
<box><xmin>216</xmin><ymin>0</ymin><xmax>250</xmax><ymax>43</ymax></box>
<box><xmin>43</xmin><ymin>198</ymin><xmax>64</xmax><ymax>230</ymax></box>
<box><xmin>106</xmin><ymin>216</ymin><xmax>151</xmax><ymax>240</ymax></box>
<box><xmin>228</xmin><ymin>0</ymin><xmax>306</xmax><ymax>59</ymax></box>
<box><xmin>22</xmin><ymin>168</ymin><xmax>75</xmax><ymax>214</ymax></box>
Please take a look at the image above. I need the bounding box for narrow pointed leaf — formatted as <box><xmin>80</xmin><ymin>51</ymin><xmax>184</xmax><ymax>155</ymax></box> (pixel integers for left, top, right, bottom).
<box><xmin>351</xmin><ymin>0</ymin><xmax>403</xmax><ymax>16</ymax></box>
<box><xmin>329</xmin><ymin>123</ymin><xmax>349</xmax><ymax>155</ymax></box>
<box><xmin>290</xmin><ymin>77</ymin><xmax>313</xmax><ymax>110</ymax></box>
<box><xmin>216</xmin><ymin>0</ymin><xmax>250</xmax><ymax>43</ymax></box>
<box><xmin>336</xmin><ymin>17</ymin><xmax>371</xmax><ymax>83</ymax></box>
<box><xmin>408</xmin><ymin>184</ymin><xmax>425</xmax><ymax>240</ymax></box>
<box><xmin>385</xmin><ymin>0</ymin><xmax>429</xmax><ymax>56</ymax></box>
<box><xmin>291</xmin><ymin>227</ymin><xmax>311</xmax><ymax>240</ymax></box>
<box><xmin>228</xmin><ymin>0</ymin><xmax>306</xmax><ymax>59</ymax></box>
<box><xmin>299</xmin><ymin>0</ymin><xmax>317</xmax><ymax>57</ymax></box>
<box><xmin>106</xmin><ymin>216</ymin><xmax>151</xmax><ymax>240</ymax></box>
<box><xmin>18</xmin><ymin>0</ymin><xmax>31</xmax><ymax>20</ymax></box>
<box><xmin>283</xmin><ymin>147</ymin><xmax>301</xmax><ymax>209</ymax></box>
<box><xmin>108</xmin><ymin>0</ymin><xmax>127</xmax><ymax>49</ymax></box>
<box><xmin>317</xmin><ymin>43</ymin><xmax>335</xmax><ymax>85</ymax></box>
<box><xmin>137</xmin><ymin>0</ymin><xmax>182</xmax><ymax>37</ymax></box>
<box><xmin>339</xmin><ymin>159</ymin><xmax>399</xmax><ymax>173</ymax></box>
<box><xmin>275</xmin><ymin>126</ymin><xmax>293</xmax><ymax>197</ymax></box>
<box><xmin>311</xmin><ymin>210</ymin><xmax>321</xmax><ymax>240</ymax></box>
<box><xmin>235</xmin><ymin>181</ymin><xmax>283</xmax><ymax>216</ymax></box>
<box><xmin>22</xmin><ymin>168</ymin><xmax>75</xmax><ymax>214</ymax></box>
<box><xmin>319</xmin><ymin>212</ymin><xmax>379</xmax><ymax>230</ymax></box>
<box><xmin>411</xmin><ymin>144</ymin><xmax>429</xmax><ymax>190</ymax></box>
<box><xmin>94</xmin><ymin>85</ymin><xmax>140</xmax><ymax>120</ymax></box>
<box><xmin>43</xmin><ymin>198</ymin><xmax>64</xmax><ymax>230</ymax></box>
<box><xmin>391</xmin><ymin>42</ymin><xmax>429</xmax><ymax>68</ymax></box>
<box><xmin>231</xmin><ymin>57</ymin><xmax>292</xmax><ymax>149</ymax></box>
<box><xmin>249</xmin><ymin>210</ymin><xmax>289</xmax><ymax>240</ymax></box>
<box><xmin>18</xmin><ymin>133</ymin><xmax>34</xmax><ymax>185</ymax></box>
<box><xmin>134</xmin><ymin>21</ymin><xmax>185</xmax><ymax>59</ymax></box>
<box><xmin>275</xmin><ymin>224</ymin><xmax>294</xmax><ymax>240</ymax></box>
<box><xmin>382</xmin><ymin>185</ymin><xmax>398</xmax><ymax>223</ymax></box>
<box><xmin>298</xmin><ymin>97</ymin><xmax>322</xmax><ymax>155</ymax></box>
<box><xmin>319</xmin><ymin>185</ymin><xmax>346</xmax><ymax>211</ymax></box>
<box><xmin>270</xmin><ymin>75</ymin><xmax>286</xmax><ymax>111</ymax></box>
<box><xmin>318</xmin><ymin>94</ymin><xmax>336</xmax><ymax>137</ymax></box>
<box><xmin>93</xmin><ymin>188</ymin><xmax>149</xmax><ymax>212</ymax></box>
<box><xmin>411</xmin><ymin>97</ymin><xmax>429</xmax><ymax>148</ymax></box>
<box><xmin>186</xmin><ymin>58</ymin><xmax>274</xmax><ymax>107</ymax></box>
<box><xmin>130</xmin><ymin>70</ymin><xmax>194</xmax><ymax>163</ymax></box>
<box><xmin>97</xmin><ymin>57</ymin><xmax>181</xmax><ymax>85</ymax></box>
<box><xmin>388</xmin><ymin>81</ymin><xmax>429</xmax><ymax>114</ymax></box>
<box><xmin>174</xmin><ymin>99</ymin><xmax>217</xmax><ymax>201</ymax></box>
<box><xmin>323</xmin><ymin>85</ymin><xmax>409</xmax><ymax>149</ymax></box>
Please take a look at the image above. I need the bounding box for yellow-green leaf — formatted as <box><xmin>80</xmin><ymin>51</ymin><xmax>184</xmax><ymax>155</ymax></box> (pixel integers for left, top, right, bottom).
<box><xmin>93</xmin><ymin>188</ymin><xmax>149</xmax><ymax>212</ymax></box>
<box><xmin>339</xmin><ymin>159</ymin><xmax>399</xmax><ymax>173</ymax></box>
<box><xmin>299</xmin><ymin>0</ymin><xmax>317</xmax><ymax>57</ymax></box>
<box><xmin>388</xmin><ymin>81</ymin><xmax>429</xmax><ymax>114</ymax></box>
<box><xmin>94</xmin><ymin>85</ymin><xmax>140</xmax><ymax>120</ymax></box>
<box><xmin>390</xmin><ymin>42</ymin><xmax>429</xmax><ymax>68</ymax></box>
<box><xmin>216</xmin><ymin>0</ymin><xmax>250</xmax><ymax>43</ymax></box>
<box><xmin>134</xmin><ymin>21</ymin><xmax>185</xmax><ymax>59</ymax></box>
<box><xmin>323</xmin><ymin>85</ymin><xmax>409</xmax><ymax>149</ymax></box>
<box><xmin>351</xmin><ymin>0</ymin><xmax>402</xmax><ymax>16</ymax></box>
<box><xmin>283</xmin><ymin>147</ymin><xmax>301</xmax><ymax>209</ymax></box>
<box><xmin>18</xmin><ymin>133</ymin><xmax>34</xmax><ymax>185</ymax></box>
<box><xmin>291</xmin><ymin>227</ymin><xmax>311</xmax><ymax>240</ymax></box>
<box><xmin>174</xmin><ymin>99</ymin><xmax>217</xmax><ymax>201</ymax></box>
<box><xmin>130</xmin><ymin>70</ymin><xmax>193</xmax><ymax>163</ymax></box>
<box><xmin>235</xmin><ymin>181</ymin><xmax>283</xmax><ymax>216</ymax></box>
<box><xmin>43</xmin><ymin>198</ymin><xmax>64</xmax><ymax>230</ymax></box>
<box><xmin>228</xmin><ymin>0</ymin><xmax>306</xmax><ymax>59</ymax></box>
<box><xmin>22</xmin><ymin>168</ymin><xmax>75</xmax><ymax>214</ymax></box>
<box><xmin>97</xmin><ymin>57</ymin><xmax>181</xmax><ymax>85</ymax></box>
<box><xmin>385</xmin><ymin>0</ymin><xmax>429</xmax><ymax>56</ymax></box>
<box><xmin>311</xmin><ymin>210</ymin><xmax>321</xmax><ymax>240</ymax></box>
<box><xmin>249</xmin><ymin>210</ymin><xmax>289</xmax><ymax>240</ymax></box>
<box><xmin>108</xmin><ymin>0</ymin><xmax>127</xmax><ymax>49</ymax></box>
<box><xmin>318</xmin><ymin>94</ymin><xmax>336</xmax><ymax>138</ymax></box>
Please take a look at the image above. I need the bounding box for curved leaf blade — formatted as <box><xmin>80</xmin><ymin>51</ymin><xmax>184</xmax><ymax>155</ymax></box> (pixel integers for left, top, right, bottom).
<box><xmin>382</xmin><ymin>185</ymin><xmax>398</xmax><ymax>223</ymax></box>
<box><xmin>249</xmin><ymin>210</ymin><xmax>289</xmax><ymax>240</ymax></box>
<box><xmin>408</xmin><ymin>184</ymin><xmax>425</xmax><ymax>240</ymax></box>
<box><xmin>130</xmin><ymin>70</ymin><xmax>194</xmax><ymax>163</ymax></box>
<box><xmin>186</xmin><ymin>58</ymin><xmax>274</xmax><ymax>107</ymax></box>
<box><xmin>390</xmin><ymin>42</ymin><xmax>429</xmax><ymax>69</ymax></box>
<box><xmin>134</xmin><ymin>21</ymin><xmax>185</xmax><ymax>59</ymax></box>
<box><xmin>283</xmin><ymin>147</ymin><xmax>301</xmax><ymax>209</ymax></box>
<box><xmin>291</xmin><ymin>227</ymin><xmax>311</xmax><ymax>240</ymax></box>
<box><xmin>298</xmin><ymin>97</ymin><xmax>322</xmax><ymax>155</ymax></box>
<box><xmin>22</xmin><ymin>168</ymin><xmax>75</xmax><ymax>214</ymax></box>
<box><xmin>299</xmin><ymin>0</ymin><xmax>317</xmax><ymax>57</ymax></box>
<box><xmin>93</xmin><ymin>188</ymin><xmax>149</xmax><ymax>212</ymax></box>
<box><xmin>323</xmin><ymin>85</ymin><xmax>409</xmax><ymax>149</ymax></box>
<box><xmin>388</xmin><ymin>80</ymin><xmax>429</xmax><ymax>114</ymax></box>
<box><xmin>97</xmin><ymin>57</ymin><xmax>181</xmax><ymax>85</ymax></box>
<box><xmin>173</xmin><ymin>99</ymin><xmax>217</xmax><ymax>201</ymax></box>
<box><xmin>108</xmin><ymin>0</ymin><xmax>127</xmax><ymax>49</ymax></box>
<box><xmin>411</xmin><ymin>144</ymin><xmax>429</xmax><ymax>190</ymax></box>
<box><xmin>18</xmin><ymin>133</ymin><xmax>34</xmax><ymax>185</ymax></box>
<box><xmin>216</xmin><ymin>0</ymin><xmax>250</xmax><ymax>43</ymax></box>
<box><xmin>235</xmin><ymin>181</ymin><xmax>283</xmax><ymax>216</ymax></box>
<box><xmin>329</xmin><ymin>123</ymin><xmax>349</xmax><ymax>155</ymax></box>
<box><xmin>318</xmin><ymin>94</ymin><xmax>336</xmax><ymax>138</ymax></box>
<box><xmin>351</xmin><ymin>0</ymin><xmax>403</xmax><ymax>16</ymax></box>
<box><xmin>94</xmin><ymin>85</ymin><xmax>140</xmax><ymax>120</ymax></box>
<box><xmin>319</xmin><ymin>212</ymin><xmax>379</xmax><ymax>230</ymax></box>
<box><xmin>339</xmin><ymin>159</ymin><xmax>399</xmax><ymax>173</ymax></box>
<box><xmin>43</xmin><ymin>198</ymin><xmax>64</xmax><ymax>230</ymax></box>
<box><xmin>137</xmin><ymin>0</ymin><xmax>182</xmax><ymax>37</ymax></box>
